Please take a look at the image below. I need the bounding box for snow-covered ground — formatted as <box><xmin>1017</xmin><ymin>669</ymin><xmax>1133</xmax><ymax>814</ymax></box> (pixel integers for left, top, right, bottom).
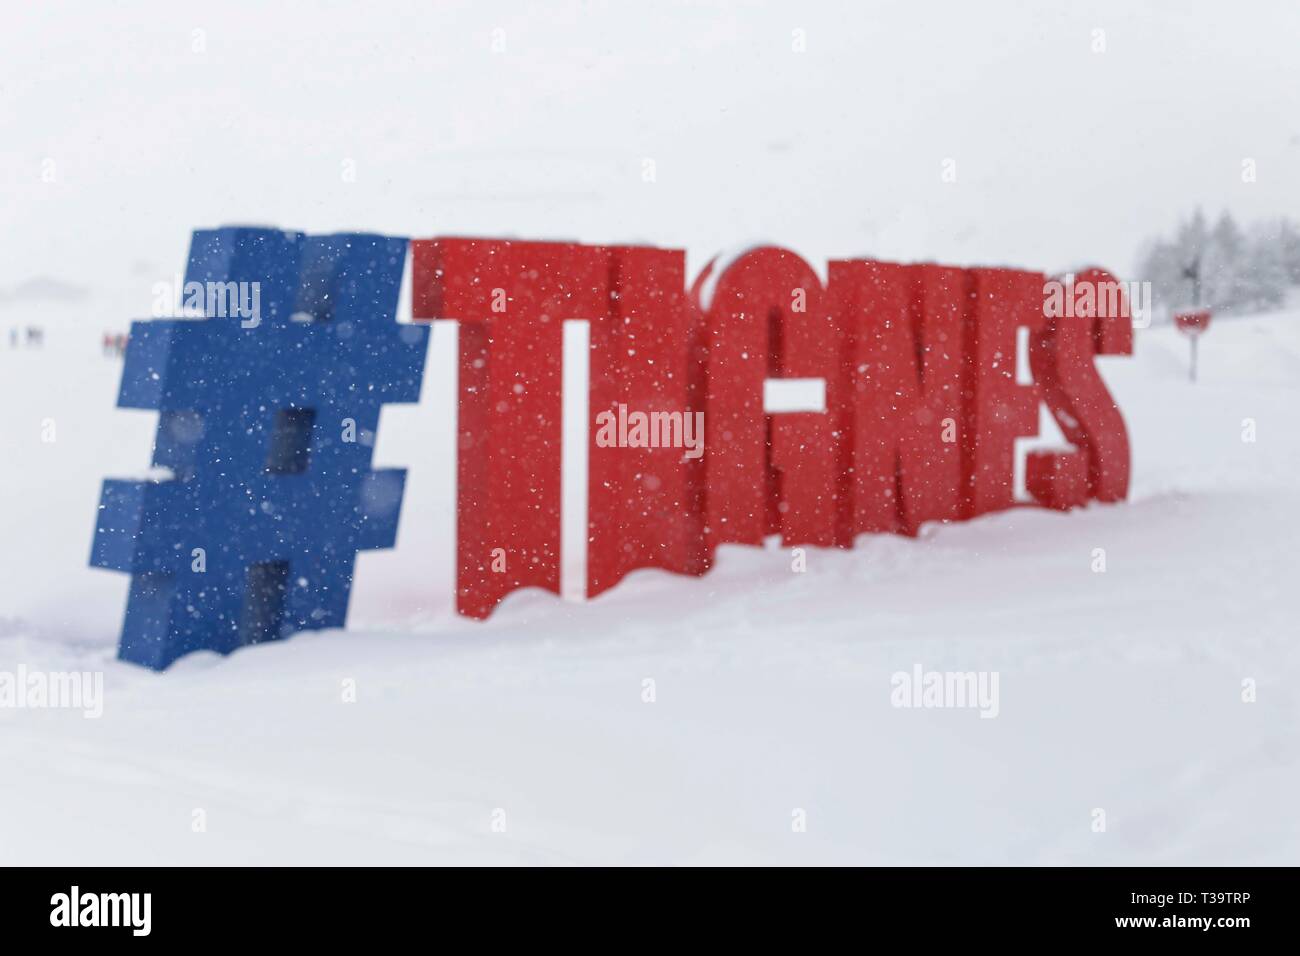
<box><xmin>0</xmin><ymin>301</ymin><xmax>1296</xmax><ymax>865</ymax></box>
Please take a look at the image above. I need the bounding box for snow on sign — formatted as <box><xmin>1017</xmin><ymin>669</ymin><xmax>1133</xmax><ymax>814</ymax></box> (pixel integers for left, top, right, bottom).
<box><xmin>91</xmin><ymin>228</ymin><xmax>428</xmax><ymax>670</ymax></box>
<box><xmin>1174</xmin><ymin>307</ymin><xmax>1213</xmax><ymax>382</ymax></box>
<box><xmin>91</xmin><ymin>229</ymin><xmax>1134</xmax><ymax>670</ymax></box>
<box><xmin>1174</xmin><ymin>308</ymin><xmax>1212</xmax><ymax>335</ymax></box>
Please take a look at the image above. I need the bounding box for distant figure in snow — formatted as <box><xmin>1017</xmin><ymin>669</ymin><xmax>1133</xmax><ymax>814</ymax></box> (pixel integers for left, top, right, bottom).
<box><xmin>101</xmin><ymin>331</ymin><xmax>129</xmax><ymax>357</ymax></box>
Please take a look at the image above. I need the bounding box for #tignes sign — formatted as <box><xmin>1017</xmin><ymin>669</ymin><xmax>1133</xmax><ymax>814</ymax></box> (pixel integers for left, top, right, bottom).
<box><xmin>92</xmin><ymin>227</ymin><xmax>1133</xmax><ymax>669</ymax></box>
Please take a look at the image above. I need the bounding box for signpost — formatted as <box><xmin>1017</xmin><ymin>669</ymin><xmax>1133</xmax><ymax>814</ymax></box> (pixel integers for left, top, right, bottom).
<box><xmin>1174</xmin><ymin>308</ymin><xmax>1212</xmax><ymax>382</ymax></box>
<box><xmin>1177</xmin><ymin>255</ymin><xmax>1211</xmax><ymax>382</ymax></box>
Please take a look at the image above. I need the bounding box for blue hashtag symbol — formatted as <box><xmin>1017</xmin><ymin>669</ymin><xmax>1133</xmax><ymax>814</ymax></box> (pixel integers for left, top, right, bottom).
<box><xmin>91</xmin><ymin>227</ymin><xmax>428</xmax><ymax>669</ymax></box>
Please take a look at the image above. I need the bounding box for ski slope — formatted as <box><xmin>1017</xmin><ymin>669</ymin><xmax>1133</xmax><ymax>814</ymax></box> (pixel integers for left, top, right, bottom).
<box><xmin>0</xmin><ymin>302</ymin><xmax>1297</xmax><ymax>865</ymax></box>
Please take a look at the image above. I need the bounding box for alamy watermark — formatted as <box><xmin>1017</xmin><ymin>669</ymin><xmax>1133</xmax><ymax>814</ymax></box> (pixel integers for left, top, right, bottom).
<box><xmin>152</xmin><ymin>275</ymin><xmax>262</xmax><ymax>328</ymax></box>
<box><xmin>50</xmin><ymin>886</ymin><xmax>150</xmax><ymax>936</ymax></box>
<box><xmin>1043</xmin><ymin>276</ymin><xmax>1152</xmax><ymax>329</ymax></box>
<box><xmin>594</xmin><ymin>404</ymin><xmax>705</xmax><ymax>460</ymax></box>
<box><xmin>890</xmin><ymin>664</ymin><xmax>999</xmax><ymax>718</ymax></box>
<box><xmin>0</xmin><ymin>664</ymin><xmax>103</xmax><ymax>718</ymax></box>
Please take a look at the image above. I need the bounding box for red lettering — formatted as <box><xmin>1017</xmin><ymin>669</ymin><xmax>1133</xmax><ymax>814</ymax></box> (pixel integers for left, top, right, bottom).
<box><xmin>1029</xmin><ymin>267</ymin><xmax>1133</xmax><ymax>507</ymax></box>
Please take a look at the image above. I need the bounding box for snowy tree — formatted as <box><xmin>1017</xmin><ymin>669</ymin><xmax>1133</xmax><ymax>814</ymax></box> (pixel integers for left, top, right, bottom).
<box><xmin>1204</xmin><ymin>211</ymin><xmax>1245</xmax><ymax>309</ymax></box>
<box><xmin>1275</xmin><ymin>218</ymin><xmax>1300</xmax><ymax>285</ymax></box>
<box><xmin>1242</xmin><ymin>222</ymin><xmax>1291</xmax><ymax>311</ymax></box>
<box><xmin>1138</xmin><ymin>208</ymin><xmax>1295</xmax><ymax>317</ymax></box>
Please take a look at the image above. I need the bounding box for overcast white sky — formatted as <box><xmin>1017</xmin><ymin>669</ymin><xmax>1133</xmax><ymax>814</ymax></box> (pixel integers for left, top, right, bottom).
<box><xmin>4</xmin><ymin>0</ymin><xmax>1298</xmax><ymax>314</ymax></box>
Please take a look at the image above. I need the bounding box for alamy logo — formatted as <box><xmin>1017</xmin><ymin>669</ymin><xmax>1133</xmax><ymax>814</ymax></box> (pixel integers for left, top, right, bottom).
<box><xmin>890</xmin><ymin>664</ymin><xmax>1000</xmax><ymax>718</ymax></box>
<box><xmin>1043</xmin><ymin>276</ymin><xmax>1152</xmax><ymax>328</ymax></box>
<box><xmin>50</xmin><ymin>886</ymin><xmax>151</xmax><ymax>936</ymax></box>
<box><xmin>152</xmin><ymin>275</ymin><xmax>262</xmax><ymax>328</ymax></box>
<box><xmin>594</xmin><ymin>404</ymin><xmax>705</xmax><ymax>459</ymax></box>
<box><xmin>0</xmin><ymin>665</ymin><xmax>102</xmax><ymax>718</ymax></box>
